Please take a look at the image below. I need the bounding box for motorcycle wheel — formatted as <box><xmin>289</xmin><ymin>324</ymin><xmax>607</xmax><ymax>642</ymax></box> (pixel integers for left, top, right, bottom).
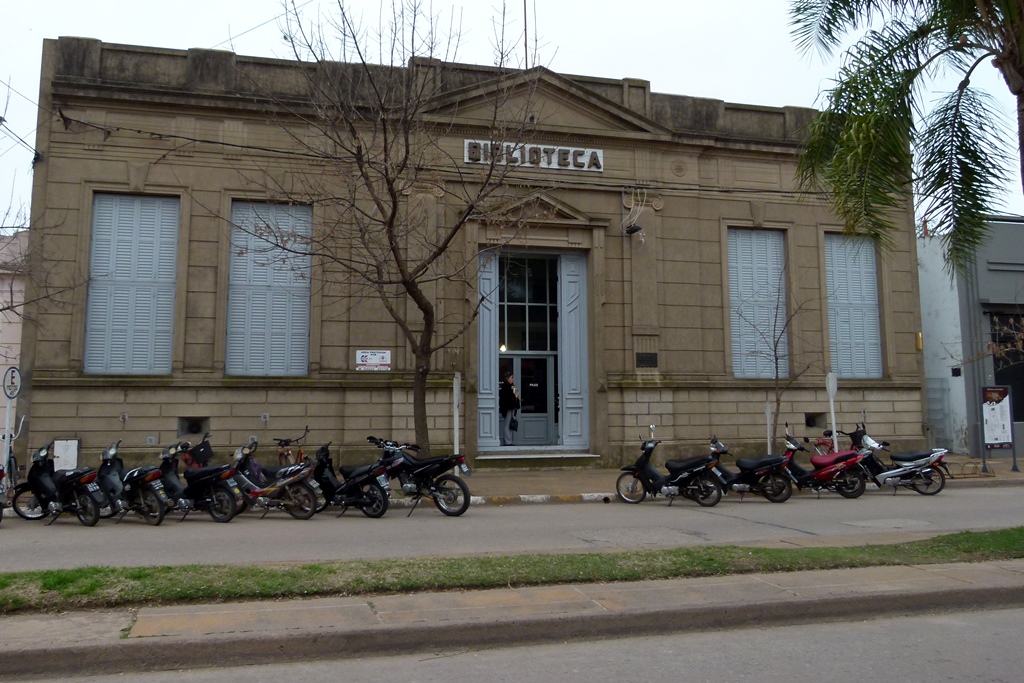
<box><xmin>283</xmin><ymin>482</ymin><xmax>317</xmax><ymax>520</ymax></box>
<box><xmin>208</xmin><ymin>484</ymin><xmax>239</xmax><ymax>522</ymax></box>
<box><xmin>835</xmin><ymin>469</ymin><xmax>867</xmax><ymax>499</ymax></box>
<box><xmin>12</xmin><ymin>485</ymin><xmax>46</xmax><ymax>520</ymax></box>
<box><xmin>615</xmin><ymin>472</ymin><xmax>646</xmax><ymax>504</ymax></box>
<box><xmin>432</xmin><ymin>474</ymin><xmax>470</xmax><ymax>517</ymax></box>
<box><xmin>760</xmin><ymin>472</ymin><xmax>793</xmax><ymax>503</ymax></box>
<box><xmin>75</xmin><ymin>490</ymin><xmax>100</xmax><ymax>527</ymax></box>
<box><xmin>693</xmin><ymin>474</ymin><xmax>722</xmax><ymax>507</ymax></box>
<box><xmin>139</xmin><ymin>489</ymin><xmax>166</xmax><ymax>526</ymax></box>
<box><xmin>359</xmin><ymin>481</ymin><xmax>389</xmax><ymax>518</ymax></box>
<box><xmin>910</xmin><ymin>467</ymin><xmax>945</xmax><ymax>495</ymax></box>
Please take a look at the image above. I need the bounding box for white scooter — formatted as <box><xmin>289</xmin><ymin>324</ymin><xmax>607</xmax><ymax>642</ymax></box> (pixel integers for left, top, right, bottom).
<box><xmin>853</xmin><ymin>425</ymin><xmax>950</xmax><ymax>495</ymax></box>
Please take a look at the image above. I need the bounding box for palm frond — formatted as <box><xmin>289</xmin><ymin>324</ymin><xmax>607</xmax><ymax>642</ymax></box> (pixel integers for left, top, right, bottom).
<box><xmin>915</xmin><ymin>87</ymin><xmax>1011</xmax><ymax>274</ymax></box>
<box><xmin>798</xmin><ymin>20</ymin><xmax>931</xmax><ymax>246</ymax></box>
<box><xmin>790</xmin><ymin>0</ymin><xmax>929</xmax><ymax>56</ymax></box>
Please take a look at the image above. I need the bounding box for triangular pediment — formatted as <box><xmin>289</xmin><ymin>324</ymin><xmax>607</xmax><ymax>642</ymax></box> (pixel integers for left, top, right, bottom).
<box><xmin>424</xmin><ymin>68</ymin><xmax>670</xmax><ymax>138</ymax></box>
<box><xmin>478</xmin><ymin>193</ymin><xmax>602</xmax><ymax>228</ymax></box>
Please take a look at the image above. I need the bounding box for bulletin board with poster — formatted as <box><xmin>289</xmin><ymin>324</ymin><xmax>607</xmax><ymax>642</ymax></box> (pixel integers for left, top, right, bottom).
<box><xmin>982</xmin><ymin>386</ymin><xmax>1014</xmax><ymax>450</ymax></box>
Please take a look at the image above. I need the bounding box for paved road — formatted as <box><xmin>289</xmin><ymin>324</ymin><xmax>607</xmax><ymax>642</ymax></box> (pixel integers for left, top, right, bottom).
<box><xmin>12</xmin><ymin>605</ymin><xmax>1024</xmax><ymax>682</ymax></box>
<box><xmin>1</xmin><ymin>485</ymin><xmax>1022</xmax><ymax>572</ymax></box>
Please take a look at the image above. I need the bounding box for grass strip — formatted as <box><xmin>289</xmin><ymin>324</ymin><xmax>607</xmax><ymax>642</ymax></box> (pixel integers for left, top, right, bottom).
<box><xmin>2</xmin><ymin>526</ymin><xmax>1023</xmax><ymax>615</ymax></box>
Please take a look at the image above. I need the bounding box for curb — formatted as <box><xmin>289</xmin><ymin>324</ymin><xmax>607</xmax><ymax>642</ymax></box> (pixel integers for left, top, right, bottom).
<box><xmin>3</xmin><ymin>583</ymin><xmax>1024</xmax><ymax>678</ymax></box>
<box><xmin>454</xmin><ymin>475</ymin><xmax>1021</xmax><ymax>506</ymax></box>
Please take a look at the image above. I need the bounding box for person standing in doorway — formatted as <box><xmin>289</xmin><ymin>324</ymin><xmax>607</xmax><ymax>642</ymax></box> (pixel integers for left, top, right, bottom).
<box><xmin>499</xmin><ymin>370</ymin><xmax>520</xmax><ymax>446</ymax></box>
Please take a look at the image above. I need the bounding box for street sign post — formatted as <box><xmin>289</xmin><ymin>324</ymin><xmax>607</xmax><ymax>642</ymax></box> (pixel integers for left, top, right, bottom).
<box><xmin>2</xmin><ymin>367</ymin><xmax>21</xmax><ymax>490</ymax></box>
<box><xmin>826</xmin><ymin>372</ymin><xmax>838</xmax><ymax>453</ymax></box>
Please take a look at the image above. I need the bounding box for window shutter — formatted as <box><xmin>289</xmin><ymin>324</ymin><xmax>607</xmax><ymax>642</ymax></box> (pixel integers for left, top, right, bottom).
<box><xmin>85</xmin><ymin>194</ymin><xmax>178</xmax><ymax>374</ymax></box>
<box><xmin>826</xmin><ymin>235</ymin><xmax>882</xmax><ymax>378</ymax></box>
<box><xmin>728</xmin><ymin>229</ymin><xmax>788</xmax><ymax>378</ymax></box>
<box><xmin>226</xmin><ymin>202</ymin><xmax>312</xmax><ymax>376</ymax></box>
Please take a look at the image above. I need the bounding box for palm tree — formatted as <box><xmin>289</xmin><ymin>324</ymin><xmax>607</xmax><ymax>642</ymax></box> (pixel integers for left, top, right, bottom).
<box><xmin>790</xmin><ymin>1</ymin><xmax>1021</xmax><ymax>273</ymax></box>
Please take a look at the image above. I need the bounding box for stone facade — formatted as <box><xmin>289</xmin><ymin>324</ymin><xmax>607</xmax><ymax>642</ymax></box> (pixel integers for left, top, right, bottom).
<box><xmin>20</xmin><ymin>37</ymin><xmax>926</xmax><ymax>467</ymax></box>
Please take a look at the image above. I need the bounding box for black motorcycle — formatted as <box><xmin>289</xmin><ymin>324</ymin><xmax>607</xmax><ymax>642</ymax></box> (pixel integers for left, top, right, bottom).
<box><xmin>311</xmin><ymin>441</ymin><xmax>389</xmax><ymax>518</ymax></box>
<box><xmin>96</xmin><ymin>440</ymin><xmax>171</xmax><ymax>525</ymax></box>
<box><xmin>369</xmin><ymin>436</ymin><xmax>472</xmax><ymax>517</ymax></box>
<box><xmin>707</xmin><ymin>437</ymin><xmax>794</xmax><ymax>503</ymax></box>
<box><xmin>616</xmin><ymin>428</ymin><xmax>722</xmax><ymax>507</ymax></box>
<box><xmin>230</xmin><ymin>438</ymin><xmax>317</xmax><ymax>519</ymax></box>
<box><xmin>12</xmin><ymin>443</ymin><xmax>105</xmax><ymax>526</ymax></box>
<box><xmin>158</xmin><ymin>441</ymin><xmax>242</xmax><ymax>522</ymax></box>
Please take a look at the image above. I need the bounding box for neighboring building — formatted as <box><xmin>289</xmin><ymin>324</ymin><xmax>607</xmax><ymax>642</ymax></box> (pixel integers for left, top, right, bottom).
<box><xmin>918</xmin><ymin>234</ymin><xmax>969</xmax><ymax>451</ymax></box>
<box><xmin>0</xmin><ymin>230</ymin><xmax>26</xmax><ymax>400</ymax></box>
<box><xmin>919</xmin><ymin>218</ymin><xmax>1024</xmax><ymax>459</ymax></box>
<box><xmin>19</xmin><ymin>37</ymin><xmax>927</xmax><ymax>465</ymax></box>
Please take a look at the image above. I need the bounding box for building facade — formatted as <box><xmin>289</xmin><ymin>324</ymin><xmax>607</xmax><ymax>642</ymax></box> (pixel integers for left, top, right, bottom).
<box><xmin>20</xmin><ymin>37</ymin><xmax>927</xmax><ymax>466</ymax></box>
<box><xmin>919</xmin><ymin>219</ymin><xmax>1024</xmax><ymax>460</ymax></box>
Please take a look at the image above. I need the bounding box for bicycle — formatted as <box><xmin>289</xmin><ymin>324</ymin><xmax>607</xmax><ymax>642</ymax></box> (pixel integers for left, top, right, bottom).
<box><xmin>274</xmin><ymin>425</ymin><xmax>310</xmax><ymax>466</ymax></box>
<box><xmin>0</xmin><ymin>416</ymin><xmax>26</xmax><ymax>517</ymax></box>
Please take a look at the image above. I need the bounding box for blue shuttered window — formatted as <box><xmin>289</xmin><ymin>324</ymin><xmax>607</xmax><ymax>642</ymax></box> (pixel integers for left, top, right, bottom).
<box><xmin>226</xmin><ymin>202</ymin><xmax>311</xmax><ymax>376</ymax></box>
<box><xmin>728</xmin><ymin>228</ymin><xmax>788</xmax><ymax>379</ymax></box>
<box><xmin>85</xmin><ymin>194</ymin><xmax>178</xmax><ymax>374</ymax></box>
<box><xmin>826</xmin><ymin>235</ymin><xmax>882</xmax><ymax>378</ymax></box>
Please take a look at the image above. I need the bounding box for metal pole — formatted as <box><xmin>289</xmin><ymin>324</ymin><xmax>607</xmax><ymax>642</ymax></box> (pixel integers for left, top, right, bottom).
<box><xmin>3</xmin><ymin>395</ymin><xmax>11</xmax><ymax>488</ymax></box>
<box><xmin>453</xmin><ymin>372</ymin><xmax>461</xmax><ymax>457</ymax></box>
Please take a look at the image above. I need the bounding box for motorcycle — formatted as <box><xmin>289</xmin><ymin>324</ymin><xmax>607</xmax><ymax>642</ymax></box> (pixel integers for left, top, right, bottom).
<box><xmin>782</xmin><ymin>430</ymin><xmax>867</xmax><ymax>499</ymax></box>
<box><xmin>707</xmin><ymin>437</ymin><xmax>794</xmax><ymax>503</ymax></box>
<box><xmin>96</xmin><ymin>440</ymin><xmax>171</xmax><ymax>525</ymax></box>
<box><xmin>11</xmin><ymin>443</ymin><xmax>105</xmax><ymax>526</ymax></box>
<box><xmin>311</xmin><ymin>441</ymin><xmax>390</xmax><ymax>518</ymax></box>
<box><xmin>616</xmin><ymin>425</ymin><xmax>723</xmax><ymax>506</ymax></box>
<box><xmin>369</xmin><ymin>436</ymin><xmax>472</xmax><ymax>517</ymax></box>
<box><xmin>230</xmin><ymin>438</ymin><xmax>317</xmax><ymax>519</ymax></box>
<box><xmin>845</xmin><ymin>424</ymin><xmax>951</xmax><ymax>495</ymax></box>
<box><xmin>158</xmin><ymin>440</ymin><xmax>243</xmax><ymax>522</ymax></box>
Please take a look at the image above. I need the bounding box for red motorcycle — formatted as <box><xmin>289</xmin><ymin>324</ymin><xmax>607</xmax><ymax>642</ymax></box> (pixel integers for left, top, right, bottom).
<box><xmin>782</xmin><ymin>430</ymin><xmax>867</xmax><ymax>498</ymax></box>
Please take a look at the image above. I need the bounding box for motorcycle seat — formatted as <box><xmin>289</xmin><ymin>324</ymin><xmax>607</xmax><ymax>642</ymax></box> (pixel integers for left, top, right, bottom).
<box><xmin>735</xmin><ymin>455</ymin><xmax>785</xmax><ymax>471</ymax></box>
<box><xmin>395</xmin><ymin>451</ymin><xmax>453</xmax><ymax>469</ymax></box>
<box><xmin>338</xmin><ymin>462</ymin><xmax>375</xmax><ymax>479</ymax></box>
<box><xmin>53</xmin><ymin>468</ymin><xmax>94</xmax><ymax>485</ymax></box>
<box><xmin>259</xmin><ymin>463</ymin><xmax>304</xmax><ymax>480</ymax></box>
<box><xmin>890</xmin><ymin>450</ymin><xmax>937</xmax><ymax>462</ymax></box>
<box><xmin>665</xmin><ymin>455</ymin><xmax>713</xmax><ymax>474</ymax></box>
<box><xmin>183</xmin><ymin>464</ymin><xmax>232</xmax><ymax>482</ymax></box>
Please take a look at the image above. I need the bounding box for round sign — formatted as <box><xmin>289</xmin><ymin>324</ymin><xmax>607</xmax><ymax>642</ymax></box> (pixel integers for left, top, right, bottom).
<box><xmin>3</xmin><ymin>367</ymin><xmax>22</xmax><ymax>400</ymax></box>
<box><xmin>825</xmin><ymin>371</ymin><xmax>838</xmax><ymax>399</ymax></box>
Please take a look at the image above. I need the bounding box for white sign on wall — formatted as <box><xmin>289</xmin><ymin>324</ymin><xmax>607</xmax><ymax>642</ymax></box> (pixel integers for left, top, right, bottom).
<box><xmin>356</xmin><ymin>350</ymin><xmax>391</xmax><ymax>371</ymax></box>
<box><xmin>464</xmin><ymin>140</ymin><xmax>604</xmax><ymax>172</ymax></box>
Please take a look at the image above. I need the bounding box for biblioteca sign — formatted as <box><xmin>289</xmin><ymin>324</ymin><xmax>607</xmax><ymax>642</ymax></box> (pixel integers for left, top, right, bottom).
<box><xmin>464</xmin><ymin>140</ymin><xmax>603</xmax><ymax>172</ymax></box>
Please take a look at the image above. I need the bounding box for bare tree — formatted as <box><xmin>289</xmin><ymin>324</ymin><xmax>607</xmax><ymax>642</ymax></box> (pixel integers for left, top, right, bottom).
<box><xmin>731</xmin><ymin>263</ymin><xmax>821</xmax><ymax>452</ymax></box>
<box><xmin>229</xmin><ymin>1</ymin><xmax>546</xmax><ymax>453</ymax></box>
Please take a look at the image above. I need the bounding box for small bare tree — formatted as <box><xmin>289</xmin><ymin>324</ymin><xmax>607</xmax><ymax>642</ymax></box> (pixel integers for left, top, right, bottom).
<box><xmin>731</xmin><ymin>262</ymin><xmax>821</xmax><ymax>452</ymax></box>
<box><xmin>229</xmin><ymin>1</ymin><xmax>545</xmax><ymax>453</ymax></box>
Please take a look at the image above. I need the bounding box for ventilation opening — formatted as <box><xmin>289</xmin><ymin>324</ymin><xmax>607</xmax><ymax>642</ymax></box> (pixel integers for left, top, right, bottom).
<box><xmin>178</xmin><ymin>416</ymin><xmax>210</xmax><ymax>439</ymax></box>
<box><xmin>805</xmin><ymin>412</ymin><xmax>827</xmax><ymax>429</ymax></box>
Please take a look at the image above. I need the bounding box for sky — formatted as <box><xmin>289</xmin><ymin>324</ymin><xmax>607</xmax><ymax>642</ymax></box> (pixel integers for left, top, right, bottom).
<box><xmin>3</xmin><ymin>0</ymin><xmax>1023</xmax><ymax>224</ymax></box>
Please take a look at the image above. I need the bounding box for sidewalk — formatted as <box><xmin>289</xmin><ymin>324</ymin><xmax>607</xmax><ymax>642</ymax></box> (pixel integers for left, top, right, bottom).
<box><xmin>3</xmin><ymin>559</ymin><xmax>1024</xmax><ymax>678</ymax></box>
